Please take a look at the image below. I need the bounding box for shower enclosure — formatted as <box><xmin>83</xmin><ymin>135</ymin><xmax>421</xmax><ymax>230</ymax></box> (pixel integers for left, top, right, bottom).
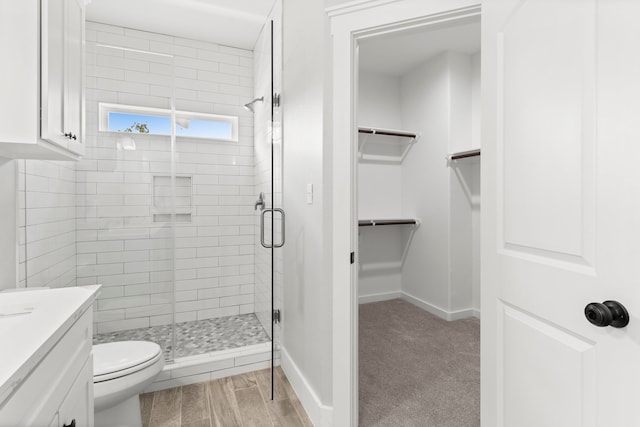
<box><xmin>18</xmin><ymin>2</ymin><xmax>283</xmax><ymax>393</ymax></box>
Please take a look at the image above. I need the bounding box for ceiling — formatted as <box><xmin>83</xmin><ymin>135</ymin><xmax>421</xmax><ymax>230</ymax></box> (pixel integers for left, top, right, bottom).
<box><xmin>85</xmin><ymin>0</ymin><xmax>275</xmax><ymax>50</ymax></box>
<box><xmin>359</xmin><ymin>18</ymin><xmax>481</xmax><ymax>76</ymax></box>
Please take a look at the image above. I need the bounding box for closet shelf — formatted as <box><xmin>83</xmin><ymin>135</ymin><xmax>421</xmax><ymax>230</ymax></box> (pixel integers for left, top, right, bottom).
<box><xmin>358</xmin><ymin>126</ymin><xmax>419</xmax><ymax>163</ymax></box>
<box><xmin>447</xmin><ymin>148</ymin><xmax>481</xmax><ymax>161</ymax></box>
<box><xmin>358</xmin><ymin>127</ymin><xmax>418</xmax><ymax>139</ymax></box>
<box><xmin>358</xmin><ymin>218</ymin><xmax>420</xmax><ymax>227</ymax></box>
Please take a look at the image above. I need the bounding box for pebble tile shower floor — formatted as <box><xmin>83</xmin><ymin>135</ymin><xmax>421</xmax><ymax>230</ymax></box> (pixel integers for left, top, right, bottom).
<box><xmin>94</xmin><ymin>314</ymin><xmax>271</xmax><ymax>360</ymax></box>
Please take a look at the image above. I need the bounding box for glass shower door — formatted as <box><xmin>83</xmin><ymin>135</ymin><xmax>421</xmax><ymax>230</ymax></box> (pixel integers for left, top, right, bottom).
<box><xmin>80</xmin><ymin>42</ymin><xmax>177</xmax><ymax>361</ymax></box>
<box><xmin>254</xmin><ymin>9</ymin><xmax>283</xmax><ymax>398</ymax></box>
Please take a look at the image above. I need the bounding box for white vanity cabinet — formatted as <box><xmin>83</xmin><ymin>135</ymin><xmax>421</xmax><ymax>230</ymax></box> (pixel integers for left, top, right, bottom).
<box><xmin>57</xmin><ymin>350</ymin><xmax>94</xmax><ymax>427</ymax></box>
<box><xmin>0</xmin><ymin>286</ymin><xmax>100</xmax><ymax>427</ymax></box>
<box><xmin>0</xmin><ymin>0</ymin><xmax>85</xmax><ymax>160</ymax></box>
<box><xmin>0</xmin><ymin>310</ymin><xmax>93</xmax><ymax>426</ymax></box>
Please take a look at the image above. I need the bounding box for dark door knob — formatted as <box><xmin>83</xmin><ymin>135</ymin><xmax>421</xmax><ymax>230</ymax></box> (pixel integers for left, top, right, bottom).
<box><xmin>584</xmin><ymin>300</ymin><xmax>629</xmax><ymax>328</ymax></box>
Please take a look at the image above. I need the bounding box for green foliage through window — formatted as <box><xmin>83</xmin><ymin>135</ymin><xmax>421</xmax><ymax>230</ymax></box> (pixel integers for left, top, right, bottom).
<box><xmin>120</xmin><ymin>121</ymin><xmax>150</xmax><ymax>134</ymax></box>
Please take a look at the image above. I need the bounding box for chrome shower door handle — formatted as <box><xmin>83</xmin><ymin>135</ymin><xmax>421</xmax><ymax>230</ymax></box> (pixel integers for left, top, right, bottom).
<box><xmin>273</xmin><ymin>208</ymin><xmax>285</xmax><ymax>248</ymax></box>
<box><xmin>260</xmin><ymin>208</ymin><xmax>286</xmax><ymax>248</ymax></box>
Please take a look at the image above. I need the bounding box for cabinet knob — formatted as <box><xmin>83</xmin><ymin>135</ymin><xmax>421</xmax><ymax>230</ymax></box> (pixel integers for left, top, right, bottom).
<box><xmin>63</xmin><ymin>420</ymin><xmax>76</xmax><ymax>427</ymax></box>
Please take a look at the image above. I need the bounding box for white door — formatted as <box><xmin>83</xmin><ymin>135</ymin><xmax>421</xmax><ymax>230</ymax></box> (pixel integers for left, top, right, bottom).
<box><xmin>483</xmin><ymin>1</ymin><xmax>640</xmax><ymax>426</ymax></box>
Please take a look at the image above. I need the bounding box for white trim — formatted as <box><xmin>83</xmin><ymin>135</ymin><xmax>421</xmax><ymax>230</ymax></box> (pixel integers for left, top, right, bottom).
<box><xmin>280</xmin><ymin>347</ymin><xmax>333</xmax><ymax>427</ymax></box>
<box><xmin>329</xmin><ymin>2</ymin><xmax>482</xmax><ymax>425</ymax></box>
<box><xmin>326</xmin><ymin>0</ymin><xmax>403</xmax><ymax>17</ymax></box>
<box><xmin>400</xmin><ymin>291</ymin><xmax>477</xmax><ymax>321</ymax></box>
<box><xmin>358</xmin><ymin>291</ymin><xmax>402</xmax><ymax>304</ymax></box>
<box><xmin>359</xmin><ymin>291</ymin><xmax>482</xmax><ymax>320</ymax></box>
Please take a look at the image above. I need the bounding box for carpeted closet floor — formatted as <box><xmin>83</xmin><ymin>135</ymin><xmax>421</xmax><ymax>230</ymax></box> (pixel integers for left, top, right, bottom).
<box><xmin>359</xmin><ymin>299</ymin><xmax>480</xmax><ymax>427</ymax></box>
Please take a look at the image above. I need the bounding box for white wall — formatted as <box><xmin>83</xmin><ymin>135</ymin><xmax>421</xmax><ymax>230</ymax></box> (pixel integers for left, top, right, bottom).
<box><xmin>470</xmin><ymin>160</ymin><xmax>481</xmax><ymax>314</ymax></box>
<box><xmin>324</xmin><ymin>0</ymin><xmax>353</xmax><ymax>7</ymax></box>
<box><xmin>400</xmin><ymin>52</ymin><xmax>452</xmax><ymax>310</ymax></box>
<box><xmin>358</xmin><ymin>72</ymin><xmax>403</xmax><ymax>129</ymax></box>
<box><xmin>0</xmin><ymin>159</ymin><xmax>16</xmax><ymax>290</ymax></box>
<box><xmin>471</xmin><ymin>52</ymin><xmax>481</xmax><ymax>149</ymax></box>
<box><xmin>357</xmin><ymin>72</ymin><xmax>404</xmax><ymax>300</ymax></box>
<box><xmin>357</xmin><ymin>72</ymin><xmax>403</xmax><ymax>219</ymax></box>
<box><xmin>281</xmin><ymin>0</ymin><xmax>333</xmax><ymax>418</ymax></box>
<box><xmin>401</xmin><ymin>51</ymin><xmax>480</xmax><ymax>318</ymax></box>
<box><xmin>470</xmin><ymin>51</ymin><xmax>481</xmax><ymax>314</ymax></box>
<box><xmin>448</xmin><ymin>52</ymin><xmax>474</xmax><ymax>314</ymax></box>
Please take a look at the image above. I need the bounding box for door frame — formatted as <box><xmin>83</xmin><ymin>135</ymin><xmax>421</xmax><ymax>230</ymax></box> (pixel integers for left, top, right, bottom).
<box><xmin>328</xmin><ymin>1</ymin><xmax>482</xmax><ymax>425</ymax></box>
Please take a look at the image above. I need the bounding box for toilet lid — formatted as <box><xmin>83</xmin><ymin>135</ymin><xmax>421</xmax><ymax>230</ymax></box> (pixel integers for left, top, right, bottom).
<box><xmin>93</xmin><ymin>341</ymin><xmax>163</xmax><ymax>381</ymax></box>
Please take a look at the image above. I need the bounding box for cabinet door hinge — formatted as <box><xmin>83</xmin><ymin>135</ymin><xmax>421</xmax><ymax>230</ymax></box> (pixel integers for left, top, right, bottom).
<box><xmin>350</xmin><ymin>252</ymin><xmax>355</xmax><ymax>264</ymax></box>
<box><xmin>273</xmin><ymin>309</ymin><xmax>281</xmax><ymax>324</ymax></box>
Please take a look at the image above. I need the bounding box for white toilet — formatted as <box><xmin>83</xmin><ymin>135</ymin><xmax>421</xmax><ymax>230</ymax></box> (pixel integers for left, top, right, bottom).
<box><xmin>93</xmin><ymin>341</ymin><xmax>165</xmax><ymax>427</ymax></box>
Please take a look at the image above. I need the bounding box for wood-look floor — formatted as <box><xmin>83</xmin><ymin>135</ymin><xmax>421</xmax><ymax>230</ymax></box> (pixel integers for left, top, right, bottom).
<box><xmin>140</xmin><ymin>367</ymin><xmax>313</xmax><ymax>427</ymax></box>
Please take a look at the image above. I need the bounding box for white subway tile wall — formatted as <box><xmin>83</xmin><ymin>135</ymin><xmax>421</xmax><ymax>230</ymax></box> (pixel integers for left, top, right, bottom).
<box><xmin>82</xmin><ymin>22</ymin><xmax>256</xmax><ymax>334</ymax></box>
<box><xmin>18</xmin><ymin>160</ymin><xmax>78</xmax><ymax>289</ymax></box>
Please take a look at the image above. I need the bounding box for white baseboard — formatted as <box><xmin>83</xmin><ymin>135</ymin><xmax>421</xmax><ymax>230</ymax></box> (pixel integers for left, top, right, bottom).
<box><xmin>280</xmin><ymin>347</ymin><xmax>333</xmax><ymax>427</ymax></box>
<box><xmin>358</xmin><ymin>290</ymin><xmax>402</xmax><ymax>305</ymax></box>
<box><xmin>359</xmin><ymin>290</ymin><xmax>481</xmax><ymax>321</ymax></box>
<box><xmin>401</xmin><ymin>291</ymin><xmax>479</xmax><ymax>321</ymax></box>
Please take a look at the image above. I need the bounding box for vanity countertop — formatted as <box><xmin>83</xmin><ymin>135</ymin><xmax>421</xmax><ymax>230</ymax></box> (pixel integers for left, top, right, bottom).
<box><xmin>0</xmin><ymin>285</ymin><xmax>100</xmax><ymax>406</ymax></box>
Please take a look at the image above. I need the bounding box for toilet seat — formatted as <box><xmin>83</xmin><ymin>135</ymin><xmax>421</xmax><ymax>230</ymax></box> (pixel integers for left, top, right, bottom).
<box><xmin>93</xmin><ymin>341</ymin><xmax>163</xmax><ymax>383</ymax></box>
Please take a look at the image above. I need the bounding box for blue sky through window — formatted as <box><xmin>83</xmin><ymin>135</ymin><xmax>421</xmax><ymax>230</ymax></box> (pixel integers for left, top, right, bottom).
<box><xmin>177</xmin><ymin>119</ymin><xmax>233</xmax><ymax>139</ymax></box>
<box><xmin>108</xmin><ymin>112</ymin><xmax>233</xmax><ymax>140</ymax></box>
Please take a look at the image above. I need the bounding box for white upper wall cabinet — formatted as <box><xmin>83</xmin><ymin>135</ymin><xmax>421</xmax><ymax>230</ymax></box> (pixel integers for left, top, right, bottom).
<box><xmin>0</xmin><ymin>0</ymin><xmax>85</xmax><ymax>160</ymax></box>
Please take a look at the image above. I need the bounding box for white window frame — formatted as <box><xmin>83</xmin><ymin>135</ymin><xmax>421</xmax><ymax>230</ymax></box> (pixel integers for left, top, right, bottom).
<box><xmin>98</xmin><ymin>103</ymin><xmax>239</xmax><ymax>142</ymax></box>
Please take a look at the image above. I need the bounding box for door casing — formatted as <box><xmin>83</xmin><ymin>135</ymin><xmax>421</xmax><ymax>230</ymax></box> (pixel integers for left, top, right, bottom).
<box><xmin>328</xmin><ymin>1</ymin><xmax>482</xmax><ymax>425</ymax></box>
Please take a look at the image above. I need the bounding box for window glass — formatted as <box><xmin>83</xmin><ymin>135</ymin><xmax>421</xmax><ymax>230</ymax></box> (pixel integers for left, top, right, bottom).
<box><xmin>100</xmin><ymin>103</ymin><xmax>238</xmax><ymax>142</ymax></box>
<box><xmin>175</xmin><ymin>118</ymin><xmax>233</xmax><ymax>140</ymax></box>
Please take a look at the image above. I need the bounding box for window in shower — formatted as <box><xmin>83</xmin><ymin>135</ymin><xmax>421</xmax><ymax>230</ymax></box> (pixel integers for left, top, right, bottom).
<box><xmin>98</xmin><ymin>103</ymin><xmax>239</xmax><ymax>141</ymax></box>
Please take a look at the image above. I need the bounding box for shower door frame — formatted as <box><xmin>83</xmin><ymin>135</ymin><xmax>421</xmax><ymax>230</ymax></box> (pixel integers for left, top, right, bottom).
<box><xmin>255</xmin><ymin>12</ymin><xmax>282</xmax><ymax>400</ymax></box>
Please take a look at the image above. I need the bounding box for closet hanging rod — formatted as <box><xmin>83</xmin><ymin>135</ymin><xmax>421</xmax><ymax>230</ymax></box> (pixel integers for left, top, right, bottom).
<box><xmin>447</xmin><ymin>148</ymin><xmax>481</xmax><ymax>160</ymax></box>
<box><xmin>358</xmin><ymin>219</ymin><xmax>419</xmax><ymax>227</ymax></box>
<box><xmin>358</xmin><ymin>127</ymin><xmax>417</xmax><ymax>139</ymax></box>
